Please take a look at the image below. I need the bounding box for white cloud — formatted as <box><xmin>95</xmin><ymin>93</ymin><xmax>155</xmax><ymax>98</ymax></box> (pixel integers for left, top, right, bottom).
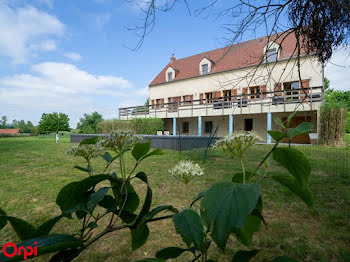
<box><xmin>2</xmin><ymin>62</ymin><xmax>132</xmax><ymax>95</ymax></box>
<box><xmin>0</xmin><ymin>3</ymin><xmax>64</xmax><ymax>63</ymax></box>
<box><xmin>325</xmin><ymin>47</ymin><xmax>350</xmax><ymax>91</ymax></box>
<box><xmin>64</xmin><ymin>52</ymin><xmax>82</xmax><ymax>61</ymax></box>
<box><xmin>95</xmin><ymin>13</ymin><xmax>111</xmax><ymax>28</ymax></box>
<box><xmin>0</xmin><ymin>62</ymin><xmax>148</xmax><ymax>127</ymax></box>
<box><xmin>30</xmin><ymin>39</ymin><xmax>57</xmax><ymax>52</ymax></box>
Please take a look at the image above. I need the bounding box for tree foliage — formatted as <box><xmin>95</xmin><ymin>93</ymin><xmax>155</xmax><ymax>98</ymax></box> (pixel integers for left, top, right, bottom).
<box><xmin>11</xmin><ymin>120</ymin><xmax>36</xmax><ymax>133</ymax></box>
<box><xmin>38</xmin><ymin>113</ymin><xmax>70</xmax><ymax>134</ymax></box>
<box><xmin>77</xmin><ymin>112</ymin><xmax>104</xmax><ymax>134</ymax></box>
<box><xmin>0</xmin><ymin>116</ymin><xmax>7</xmax><ymax>128</ymax></box>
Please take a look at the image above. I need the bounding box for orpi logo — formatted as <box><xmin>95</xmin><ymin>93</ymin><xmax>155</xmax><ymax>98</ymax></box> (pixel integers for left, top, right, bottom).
<box><xmin>2</xmin><ymin>242</ymin><xmax>38</xmax><ymax>260</ymax></box>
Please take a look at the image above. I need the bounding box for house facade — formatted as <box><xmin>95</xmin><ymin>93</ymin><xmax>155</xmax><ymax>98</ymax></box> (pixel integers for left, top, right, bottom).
<box><xmin>119</xmin><ymin>33</ymin><xmax>324</xmax><ymax>144</ymax></box>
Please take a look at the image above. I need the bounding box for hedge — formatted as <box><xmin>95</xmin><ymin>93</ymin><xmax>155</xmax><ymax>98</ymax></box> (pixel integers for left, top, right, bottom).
<box><xmin>320</xmin><ymin>103</ymin><xmax>348</xmax><ymax>145</ymax></box>
<box><xmin>98</xmin><ymin>118</ymin><xmax>164</xmax><ymax>135</ymax></box>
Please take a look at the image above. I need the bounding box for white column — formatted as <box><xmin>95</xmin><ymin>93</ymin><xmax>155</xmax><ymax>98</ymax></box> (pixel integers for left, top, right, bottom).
<box><xmin>173</xmin><ymin>117</ymin><xmax>176</xmax><ymax>136</ymax></box>
<box><xmin>267</xmin><ymin>112</ymin><xmax>272</xmax><ymax>144</ymax></box>
<box><xmin>198</xmin><ymin>116</ymin><xmax>202</xmax><ymax>136</ymax></box>
<box><xmin>229</xmin><ymin>114</ymin><xmax>234</xmax><ymax>135</ymax></box>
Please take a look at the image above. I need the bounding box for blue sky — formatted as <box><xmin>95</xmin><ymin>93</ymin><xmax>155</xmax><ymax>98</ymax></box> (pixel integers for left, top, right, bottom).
<box><xmin>0</xmin><ymin>0</ymin><xmax>349</xmax><ymax>127</ymax></box>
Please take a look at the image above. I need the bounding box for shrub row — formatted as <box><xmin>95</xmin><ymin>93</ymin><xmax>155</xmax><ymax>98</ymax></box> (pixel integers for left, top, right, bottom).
<box><xmin>320</xmin><ymin>103</ymin><xmax>348</xmax><ymax>145</ymax></box>
<box><xmin>98</xmin><ymin>118</ymin><xmax>164</xmax><ymax>135</ymax></box>
<box><xmin>0</xmin><ymin>133</ymin><xmax>32</xmax><ymax>137</ymax></box>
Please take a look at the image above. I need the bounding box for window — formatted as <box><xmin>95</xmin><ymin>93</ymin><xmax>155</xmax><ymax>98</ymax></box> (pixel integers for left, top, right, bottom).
<box><xmin>205</xmin><ymin>121</ymin><xmax>213</xmax><ymax>133</ymax></box>
<box><xmin>156</xmin><ymin>99</ymin><xmax>163</xmax><ymax>108</ymax></box>
<box><xmin>168</xmin><ymin>72</ymin><xmax>173</xmax><ymax>81</ymax></box>
<box><xmin>267</xmin><ymin>48</ymin><xmax>278</xmax><ymax>62</ymax></box>
<box><xmin>168</xmin><ymin>97</ymin><xmax>175</xmax><ymax>112</ymax></box>
<box><xmin>183</xmin><ymin>122</ymin><xmax>189</xmax><ymax>133</ymax></box>
<box><xmin>202</xmin><ymin>64</ymin><xmax>209</xmax><ymax>75</ymax></box>
<box><xmin>250</xmin><ymin>86</ymin><xmax>260</xmax><ymax>99</ymax></box>
<box><xmin>205</xmin><ymin>92</ymin><xmax>213</xmax><ymax>103</ymax></box>
<box><xmin>168</xmin><ymin>97</ymin><xmax>180</xmax><ymax>112</ymax></box>
<box><xmin>284</xmin><ymin>81</ymin><xmax>299</xmax><ymax>100</ymax></box>
<box><xmin>223</xmin><ymin>90</ymin><xmax>232</xmax><ymax>101</ymax></box>
<box><xmin>183</xmin><ymin>95</ymin><xmax>192</xmax><ymax>105</ymax></box>
<box><xmin>244</xmin><ymin>119</ymin><xmax>253</xmax><ymax>131</ymax></box>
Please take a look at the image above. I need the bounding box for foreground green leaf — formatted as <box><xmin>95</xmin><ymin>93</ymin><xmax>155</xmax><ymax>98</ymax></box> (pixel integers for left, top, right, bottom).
<box><xmin>274</xmin><ymin>117</ymin><xmax>285</xmax><ymax>129</ymax></box>
<box><xmin>286</xmin><ymin>112</ymin><xmax>297</xmax><ymax>128</ymax></box>
<box><xmin>0</xmin><ymin>209</ymin><xmax>7</xmax><ymax>230</ymax></box>
<box><xmin>56</xmin><ymin>174</ymin><xmax>119</xmax><ymax>215</ymax></box>
<box><xmin>233</xmin><ymin>197</ymin><xmax>263</xmax><ymax>246</ymax></box>
<box><xmin>6</xmin><ymin>217</ymin><xmax>38</xmax><ymax>241</ymax></box>
<box><xmin>101</xmin><ymin>152</ymin><xmax>113</xmax><ymax>163</ymax></box>
<box><xmin>73</xmin><ymin>165</ymin><xmax>92</xmax><ymax>174</ymax></box>
<box><xmin>156</xmin><ymin>247</ymin><xmax>188</xmax><ymax>259</ymax></box>
<box><xmin>0</xmin><ymin>234</ymin><xmax>82</xmax><ymax>262</ymax></box>
<box><xmin>173</xmin><ymin>209</ymin><xmax>204</xmax><ymax>250</ymax></box>
<box><xmin>268</xmin><ymin>131</ymin><xmax>288</xmax><ymax>142</ymax></box>
<box><xmin>288</xmin><ymin>122</ymin><xmax>313</xmax><ymax>138</ymax></box>
<box><xmin>132</xmin><ymin>140</ymin><xmax>151</xmax><ymax>161</ymax></box>
<box><xmin>272</xmin><ymin>175</ymin><xmax>313</xmax><ymax>207</ymax></box>
<box><xmin>36</xmin><ymin>215</ymin><xmax>63</xmax><ymax>236</ymax></box>
<box><xmin>273</xmin><ymin>148</ymin><xmax>310</xmax><ymax>187</ymax></box>
<box><xmin>232</xmin><ymin>250</ymin><xmax>259</xmax><ymax>262</ymax></box>
<box><xmin>200</xmin><ymin>182</ymin><xmax>260</xmax><ymax>250</ymax></box>
<box><xmin>87</xmin><ymin>187</ymin><xmax>110</xmax><ymax>213</ymax></box>
<box><xmin>130</xmin><ymin>172</ymin><xmax>153</xmax><ymax>250</ymax></box>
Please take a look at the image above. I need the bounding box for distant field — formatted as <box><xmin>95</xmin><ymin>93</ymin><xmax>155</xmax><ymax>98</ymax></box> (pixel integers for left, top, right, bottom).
<box><xmin>0</xmin><ymin>136</ymin><xmax>349</xmax><ymax>261</ymax></box>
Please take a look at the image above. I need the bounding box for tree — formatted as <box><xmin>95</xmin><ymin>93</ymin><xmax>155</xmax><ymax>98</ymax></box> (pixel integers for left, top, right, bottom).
<box><xmin>77</xmin><ymin>112</ymin><xmax>104</xmax><ymax>134</ymax></box>
<box><xmin>324</xmin><ymin>78</ymin><xmax>350</xmax><ymax>111</ymax></box>
<box><xmin>1</xmin><ymin>116</ymin><xmax>7</xmax><ymax>128</ymax></box>
<box><xmin>11</xmin><ymin>119</ymin><xmax>36</xmax><ymax>133</ymax></box>
<box><xmin>38</xmin><ymin>113</ymin><xmax>70</xmax><ymax>134</ymax></box>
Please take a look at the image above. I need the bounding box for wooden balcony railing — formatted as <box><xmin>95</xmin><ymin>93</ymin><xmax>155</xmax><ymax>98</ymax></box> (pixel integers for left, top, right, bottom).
<box><xmin>119</xmin><ymin>86</ymin><xmax>323</xmax><ymax>119</ymax></box>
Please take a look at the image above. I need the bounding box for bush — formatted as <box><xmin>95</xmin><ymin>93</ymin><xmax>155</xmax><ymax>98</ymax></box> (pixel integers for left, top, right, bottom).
<box><xmin>320</xmin><ymin>103</ymin><xmax>348</xmax><ymax>145</ymax></box>
<box><xmin>346</xmin><ymin>112</ymin><xmax>350</xmax><ymax>133</ymax></box>
<box><xmin>99</xmin><ymin>120</ymin><xmax>135</xmax><ymax>133</ymax></box>
<box><xmin>133</xmin><ymin>118</ymin><xmax>164</xmax><ymax>134</ymax></box>
<box><xmin>99</xmin><ymin>118</ymin><xmax>163</xmax><ymax>135</ymax></box>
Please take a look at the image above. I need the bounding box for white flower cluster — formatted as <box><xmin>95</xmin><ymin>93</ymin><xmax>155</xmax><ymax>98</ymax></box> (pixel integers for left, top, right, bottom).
<box><xmin>67</xmin><ymin>142</ymin><xmax>105</xmax><ymax>161</ymax></box>
<box><xmin>213</xmin><ymin>131</ymin><xmax>261</xmax><ymax>158</ymax></box>
<box><xmin>102</xmin><ymin>130</ymin><xmax>141</xmax><ymax>154</ymax></box>
<box><xmin>169</xmin><ymin>160</ymin><xmax>204</xmax><ymax>184</ymax></box>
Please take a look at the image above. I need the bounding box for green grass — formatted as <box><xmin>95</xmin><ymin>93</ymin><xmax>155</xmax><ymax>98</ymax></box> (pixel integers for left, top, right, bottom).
<box><xmin>0</xmin><ymin>137</ymin><xmax>350</xmax><ymax>261</ymax></box>
<box><xmin>345</xmin><ymin>133</ymin><xmax>350</xmax><ymax>144</ymax></box>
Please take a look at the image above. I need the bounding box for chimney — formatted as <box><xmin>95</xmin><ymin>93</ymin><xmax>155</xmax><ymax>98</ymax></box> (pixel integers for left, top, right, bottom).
<box><xmin>170</xmin><ymin>54</ymin><xmax>176</xmax><ymax>63</ymax></box>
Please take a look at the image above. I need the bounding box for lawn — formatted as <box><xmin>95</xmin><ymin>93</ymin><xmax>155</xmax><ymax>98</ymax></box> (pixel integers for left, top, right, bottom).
<box><xmin>345</xmin><ymin>133</ymin><xmax>350</xmax><ymax>144</ymax></box>
<box><xmin>0</xmin><ymin>136</ymin><xmax>350</xmax><ymax>262</ymax></box>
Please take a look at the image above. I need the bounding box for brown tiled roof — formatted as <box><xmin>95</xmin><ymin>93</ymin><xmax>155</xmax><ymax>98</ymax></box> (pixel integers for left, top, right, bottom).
<box><xmin>149</xmin><ymin>32</ymin><xmax>306</xmax><ymax>86</ymax></box>
<box><xmin>0</xmin><ymin>129</ymin><xmax>20</xmax><ymax>134</ymax></box>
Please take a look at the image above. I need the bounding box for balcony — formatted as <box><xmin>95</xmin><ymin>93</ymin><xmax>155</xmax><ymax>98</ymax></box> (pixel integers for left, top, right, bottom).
<box><xmin>119</xmin><ymin>86</ymin><xmax>323</xmax><ymax>120</ymax></box>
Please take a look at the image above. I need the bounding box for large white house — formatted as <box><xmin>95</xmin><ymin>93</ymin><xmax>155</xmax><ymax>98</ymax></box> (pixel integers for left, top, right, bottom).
<box><xmin>119</xmin><ymin>33</ymin><xmax>324</xmax><ymax>144</ymax></box>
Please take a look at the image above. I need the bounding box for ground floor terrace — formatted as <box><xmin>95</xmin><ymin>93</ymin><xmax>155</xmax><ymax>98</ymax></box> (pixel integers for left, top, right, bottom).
<box><xmin>163</xmin><ymin>110</ymin><xmax>319</xmax><ymax>144</ymax></box>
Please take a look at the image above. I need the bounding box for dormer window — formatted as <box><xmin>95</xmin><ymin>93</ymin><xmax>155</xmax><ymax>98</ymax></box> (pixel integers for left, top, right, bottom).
<box><xmin>202</xmin><ymin>64</ymin><xmax>209</xmax><ymax>75</ymax></box>
<box><xmin>168</xmin><ymin>72</ymin><xmax>173</xmax><ymax>81</ymax></box>
<box><xmin>199</xmin><ymin>58</ymin><xmax>212</xmax><ymax>75</ymax></box>
<box><xmin>267</xmin><ymin>48</ymin><xmax>278</xmax><ymax>62</ymax></box>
